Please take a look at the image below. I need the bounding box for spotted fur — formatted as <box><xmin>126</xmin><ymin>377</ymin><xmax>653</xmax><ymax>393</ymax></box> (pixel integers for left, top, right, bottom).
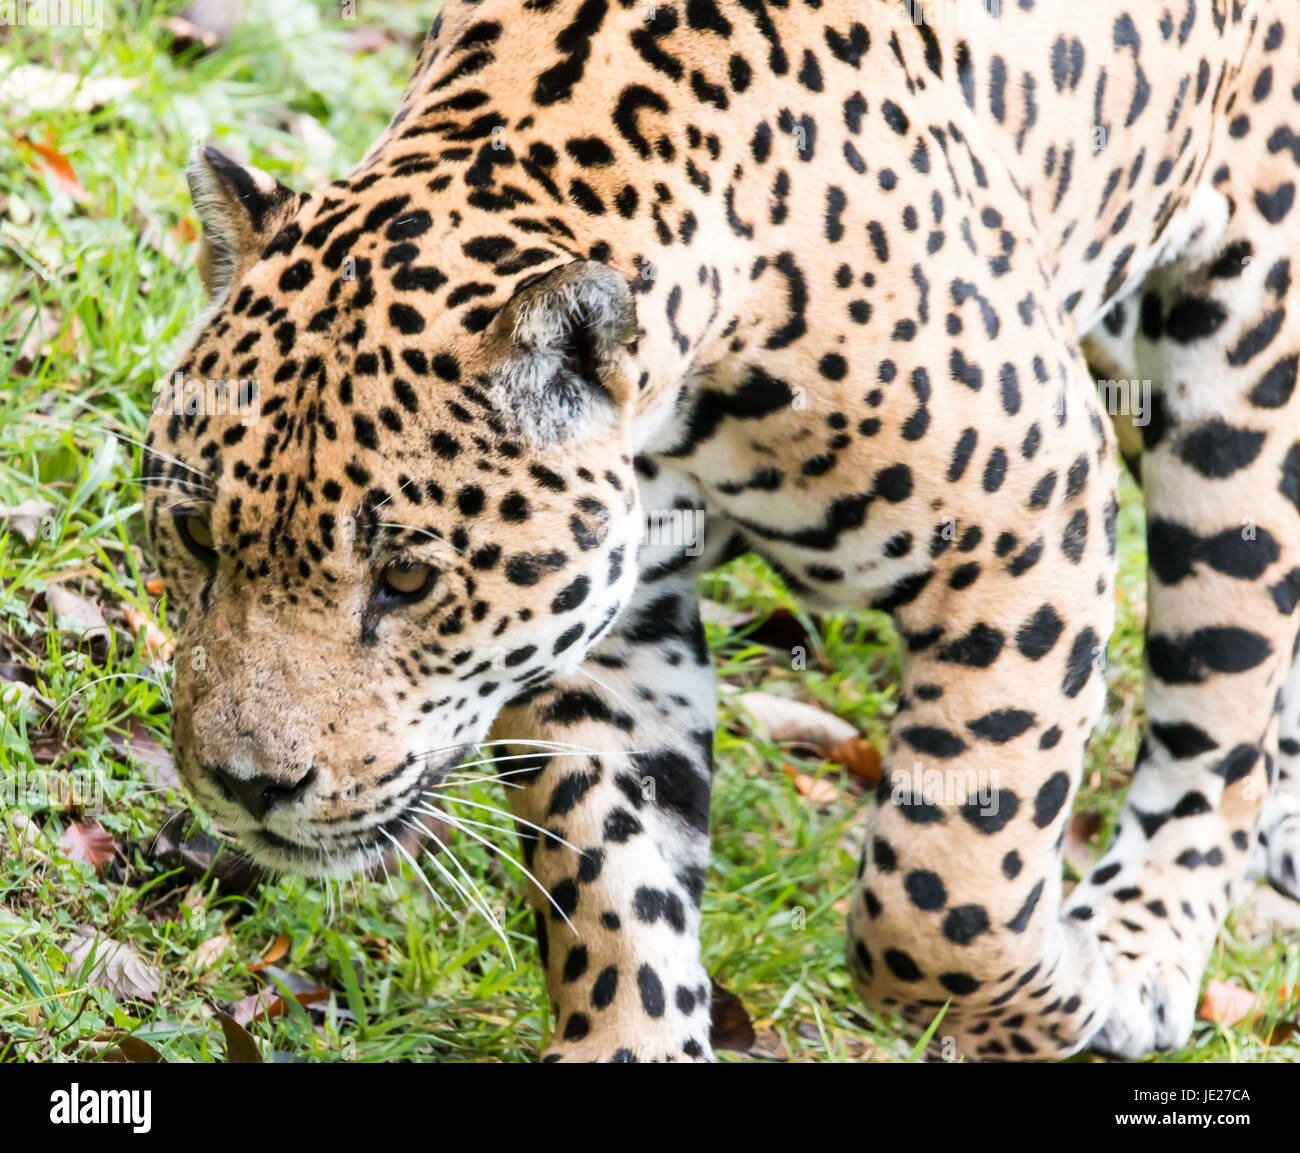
<box><xmin>145</xmin><ymin>0</ymin><xmax>1300</xmax><ymax>1060</ymax></box>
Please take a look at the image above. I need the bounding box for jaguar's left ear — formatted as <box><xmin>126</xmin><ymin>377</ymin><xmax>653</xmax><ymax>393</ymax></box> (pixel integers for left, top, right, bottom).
<box><xmin>483</xmin><ymin>260</ymin><xmax>638</xmax><ymax>445</ymax></box>
<box><xmin>186</xmin><ymin>144</ymin><xmax>297</xmax><ymax>300</ymax></box>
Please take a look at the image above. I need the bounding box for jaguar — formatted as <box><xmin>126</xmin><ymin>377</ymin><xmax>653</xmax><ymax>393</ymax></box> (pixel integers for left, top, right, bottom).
<box><xmin>144</xmin><ymin>0</ymin><xmax>1300</xmax><ymax>1061</ymax></box>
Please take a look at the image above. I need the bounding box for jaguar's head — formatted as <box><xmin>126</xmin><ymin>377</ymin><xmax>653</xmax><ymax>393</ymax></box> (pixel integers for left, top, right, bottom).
<box><xmin>144</xmin><ymin>147</ymin><xmax>642</xmax><ymax>875</ymax></box>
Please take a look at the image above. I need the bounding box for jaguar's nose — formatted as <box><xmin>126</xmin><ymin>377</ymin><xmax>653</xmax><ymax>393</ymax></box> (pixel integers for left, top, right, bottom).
<box><xmin>208</xmin><ymin>764</ymin><xmax>317</xmax><ymax>820</ymax></box>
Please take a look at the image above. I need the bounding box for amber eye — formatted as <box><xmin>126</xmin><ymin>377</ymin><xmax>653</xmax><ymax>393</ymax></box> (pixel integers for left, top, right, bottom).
<box><xmin>175</xmin><ymin>512</ymin><xmax>216</xmax><ymax>563</ymax></box>
<box><xmin>379</xmin><ymin>561</ymin><xmax>437</xmax><ymax>601</ymax></box>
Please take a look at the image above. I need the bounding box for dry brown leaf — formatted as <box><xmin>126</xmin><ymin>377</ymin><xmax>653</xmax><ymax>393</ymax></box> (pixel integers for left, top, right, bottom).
<box><xmin>709</xmin><ymin>979</ymin><xmax>756</xmax><ymax>1053</ymax></box>
<box><xmin>346</xmin><ymin>25</ymin><xmax>404</xmax><ymax>55</ymax></box>
<box><xmin>1231</xmin><ymin>885</ymin><xmax>1300</xmax><ymax>941</ymax></box>
<box><xmin>1064</xmin><ymin>810</ymin><xmax>1102</xmax><ymax>876</ymax></box>
<box><xmin>121</xmin><ymin>605</ymin><xmax>175</xmax><ymax>663</ymax></box>
<box><xmin>162</xmin><ymin>15</ymin><xmax>220</xmax><ymax>54</ymax></box>
<box><xmin>231</xmin><ymin>978</ymin><xmax>328</xmax><ymax>1026</ymax></box>
<box><xmin>1268</xmin><ymin>1020</ymin><xmax>1299</xmax><ymax>1046</ymax></box>
<box><xmin>108</xmin><ymin>718</ymin><xmax>178</xmax><ymax>790</ymax></box>
<box><xmin>59</xmin><ymin>822</ymin><xmax>116</xmax><ymax>870</ymax></box>
<box><xmin>735</xmin><ymin>692</ymin><xmax>856</xmax><ymax>748</ymax></box>
<box><xmin>0</xmin><ymin>499</ymin><xmax>54</xmax><ymax>543</ymax></box>
<box><xmin>192</xmin><ymin>933</ymin><xmax>231</xmax><ymax>972</ymax></box>
<box><xmin>63</xmin><ymin>927</ymin><xmax>161</xmax><ymax>1003</ymax></box>
<box><xmin>145</xmin><ymin>576</ymin><xmax>165</xmax><ymax>596</ymax></box>
<box><xmin>6</xmin><ymin>304</ymin><xmax>80</xmax><ymax>375</ymax></box>
<box><xmin>45</xmin><ymin>585</ymin><xmax>110</xmax><ymax>646</ymax></box>
<box><xmin>1197</xmin><ymin>979</ymin><xmax>1259</xmax><ymax>1027</ymax></box>
<box><xmin>826</xmin><ymin>737</ymin><xmax>882</xmax><ymax>783</ymax></box>
<box><xmin>95</xmin><ymin>1031</ymin><xmax>165</xmax><ymax>1063</ymax></box>
<box><xmin>0</xmin><ymin>64</ymin><xmax>138</xmax><ymax>113</ymax></box>
<box><xmin>216</xmin><ymin>1011</ymin><xmax>263</xmax><ymax>1063</ymax></box>
<box><xmin>28</xmin><ymin>728</ymin><xmax>71</xmax><ymax>765</ymax></box>
<box><xmin>17</xmin><ymin>132</ymin><xmax>87</xmax><ymax>202</ymax></box>
<box><xmin>149</xmin><ymin>811</ymin><xmax>267</xmax><ymax>895</ymax></box>
<box><xmin>181</xmin><ymin>0</ymin><xmax>246</xmax><ymax>41</ymax></box>
<box><xmin>248</xmin><ymin>932</ymin><xmax>290</xmax><ymax>972</ymax></box>
<box><xmin>783</xmin><ymin>765</ymin><xmax>840</xmax><ymax>804</ymax></box>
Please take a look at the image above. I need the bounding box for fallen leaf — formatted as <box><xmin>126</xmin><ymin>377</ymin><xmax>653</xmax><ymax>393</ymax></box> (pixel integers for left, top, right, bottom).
<box><xmin>345</xmin><ymin>25</ymin><xmax>407</xmax><ymax>54</ymax></box>
<box><xmin>96</xmin><ymin>1031</ymin><xmax>165</xmax><ymax>1063</ymax></box>
<box><xmin>162</xmin><ymin>15</ymin><xmax>220</xmax><ymax>54</ymax></box>
<box><xmin>149</xmin><ymin>811</ymin><xmax>267</xmax><ymax>895</ymax></box>
<box><xmin>232</xmin><ymin>968</ymin><xmax>329</xmax><ymax>1026</ymax></box>
<box><xmin>1231</xmin><ymin>885</ymin><xmax>1300</xmax><ymax>941</ymax></box>
<box><xmin>1268</xmin><ymin>1020</ymin><xmax>1299</xmax><ymax>1046</ymax></box>
<box><xmin>108</xmin><ymin>718</ymin><xmax>179</xmax><ymax>790</ymax></box>
<box><xmin>783</xmin><ymin>765</ymin><xmax>841</xmax><ymax>804</ymax></box>
<box><xmin>44</xmin><ymin>584</ymin><xmax>110</xmax><ymax>647</ymax></box>
<box><xmin>735</xmin><ymin>692</ymin><xmax>857</xmax><ymax>748</ymax></box>
<box><xmin>698</xmin><ymin>598</ymin><xmax>751</xmax><ymax>628</ymax></box>
<box><xmin>145</xmin><ymin>576</ymin><xmax>164</xmax><ymax>596</ymax></box>
<box><xmin>192</xmin><ymin>933</ymin><xmax>231</xmax><ymax>972</ymax></box>
<box><xmin>5</xmin><ymin>303</ymin><xmax>81</xmax><ymax>375</ymax></box>
<box><xmin>28</xmin><ymin>728</ymin><xmax>71</xmax><ymax>765</ymax></box>
<box><xmin>181</xmin><ymin>0</ymin><xmax>246</xmax><ymax>41</ymax></box>
<box><xmin>709</xmin><ymin>980</ymin><xmax>756</xmax><ymax>1053</ymax></box>
<box><xmin>121</xmin><ymin>604</ymin><xmax>175</xmax><ymax>663</ymax></box>
<box><xmin>1064</xmin><ymin>810</ymin><xmax>1103</xmax><ymax>876</ymax></box>
<box><xmin>248</xmin><ymin>932</ymin><xmax>290</xmax><ymax>972</ymax></box>
<box><xmin>63</xmin><ymin>927</ymin><xmax>162</xmax><ymax>1003</ymax></box>
<box><xmin>0</xmin><ymin>499</ymin><xmax>54</xmax><ymax>543</ymax></box>
<box><xmin>1198</xmin><ymin>979</ymin><xmax>1259</xmax><ymax>1027</ymax></box>
<box><xmin>742</xmin><ymin>608</ymin><xmax>818</xmax><ymax>654</ymax></box>
<box><xmin>17</xmin><ymin>131</ymin><xmax>87</xmax><ymax>202</ymax></box>
<box><xmin>0</xmin><ymin>62</ymin><xmax>138</xmax><ymax>113</ymax></box>
<box><xmin>216</xmin><ymin>1011</ymin><xmax>263</xmax><ymax>1063</ymax></box>
<box><xmin>59</xmin><ymin>822</ymin><xmax>116</xmax><ymax>870</ymax></box>
<box><xmin>826</xmin><ymin>737</ymin><xmax>882</xmax><ymax>783</ymax></box>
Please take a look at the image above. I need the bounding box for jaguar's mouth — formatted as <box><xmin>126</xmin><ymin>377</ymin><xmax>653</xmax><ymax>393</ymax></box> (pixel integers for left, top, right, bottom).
<box><xmin>195</xmin><ymin>747</ymin><xmax>471</xmax><ymax>880</ymax></box>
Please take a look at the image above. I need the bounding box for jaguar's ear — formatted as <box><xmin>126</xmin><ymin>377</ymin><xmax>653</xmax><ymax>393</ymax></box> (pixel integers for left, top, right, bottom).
<box><xmin>484</xmin><ymin>260</ymin><xmax>638</xmax><ymax>445</ymax></box>
<box><xmin>186</xmin><ymin>144</ymin><xmax>296</xmax><ymax>299</ymax></box>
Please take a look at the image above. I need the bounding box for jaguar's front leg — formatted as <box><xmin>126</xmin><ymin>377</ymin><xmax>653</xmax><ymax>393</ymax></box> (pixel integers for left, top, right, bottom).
<box><xmin>492</xmin><ymin>572</ymin><xmax>717</xmax><ymax>1062</ymax></box>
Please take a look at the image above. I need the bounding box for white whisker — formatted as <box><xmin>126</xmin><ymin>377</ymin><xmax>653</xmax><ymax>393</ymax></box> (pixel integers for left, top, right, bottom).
<box><xmin>577</xmin><ymin>667</ymin><xmax>638</xmax><ymax>714</ymax></box>
<box><xmin>403</xmin><ymin>816</ymin><xmax>514</xmax><ymax>963</ymax></box>
<box><xmin>378</xmin><ymin>826</ymin><xmax>453</xmax><ymax>913</ymax></box>
<box><xmin>418</xmin><ymin>794</ymin><xmax>581</xmax><ymax>853</ymax></box>
<box><xmin>420</xmin><ymin>804</ymin><xmax>578</xmax><ymax>936</ymax></box>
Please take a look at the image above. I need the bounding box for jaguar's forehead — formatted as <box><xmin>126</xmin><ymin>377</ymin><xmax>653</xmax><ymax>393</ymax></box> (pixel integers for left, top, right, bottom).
<box><xmin>179</xmin><ymin>187</ymin><xmax>560</xmax><ymax>396</ymax></box>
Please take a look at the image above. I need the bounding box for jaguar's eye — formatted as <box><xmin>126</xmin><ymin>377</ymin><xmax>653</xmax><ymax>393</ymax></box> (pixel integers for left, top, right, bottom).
<box><xmin>175</xmin><ymin>512</ymin><xmax>216</xmax><ymax>564</ymax></box>
<box><xmin>379</xmin><ymin>561</ymin><xmax>437</xmax><ymax>602</ymax></box>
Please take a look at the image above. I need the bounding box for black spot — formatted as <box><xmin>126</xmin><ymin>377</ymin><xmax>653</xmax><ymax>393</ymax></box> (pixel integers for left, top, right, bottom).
<box><xmin>1016</xmin><ymin>605</ymin><xmax>1063</xmax><ymax>660</ymax></box>
<box><xmin>967</xmin><ymin>709</ymin><xmax>1036</xmax><ymax>743</ymax></box>
<box><xmin>884</xmin><ymin>948</ymin><xmax>924</xmax><ymax>981</ymax></box>
<box><xmin>1032</xmin><ymin>772</ymin><xmax>1070</xmax><ymax>828</ymax></box>
<box><xmin>904</xmin><ymin>870</ymin><xmax>948</xmax><ymax>910</ymax></box>
<box><xmin>637</xmin><ymin>964</ymin><xmax>666</xmax><ymax>1017</ymax></box>
<box><xmin>942</xmin><ymin>905</ymin><xmax>989</xmax><ymax>945</ymax></box>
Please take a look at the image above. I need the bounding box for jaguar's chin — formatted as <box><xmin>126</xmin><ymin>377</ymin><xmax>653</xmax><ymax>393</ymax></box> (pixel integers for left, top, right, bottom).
<box><xmin>241</xmin><ymin>809</ymin><xmax>432</xmax><ymax>880</ymax></box>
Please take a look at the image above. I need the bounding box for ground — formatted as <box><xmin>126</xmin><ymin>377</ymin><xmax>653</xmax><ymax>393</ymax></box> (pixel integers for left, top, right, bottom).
<box><xmin>0</xmin><ymin>1</ymin><xmax>1297</xmax><ymax>1063</ymax></box>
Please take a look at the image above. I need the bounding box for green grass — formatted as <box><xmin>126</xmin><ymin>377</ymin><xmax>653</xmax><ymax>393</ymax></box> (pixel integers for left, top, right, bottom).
<box><xmin>1</xmin><ymin>1</ymin><xmax>1297</xmax><ymax>1064</ymax></box>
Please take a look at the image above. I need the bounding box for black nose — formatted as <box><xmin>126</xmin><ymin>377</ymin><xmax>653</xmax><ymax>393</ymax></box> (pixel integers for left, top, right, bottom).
<box><xmin>208</xmin><ymin>765</ymin><xmax>316</xmax><ymax>820</ymax></box>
